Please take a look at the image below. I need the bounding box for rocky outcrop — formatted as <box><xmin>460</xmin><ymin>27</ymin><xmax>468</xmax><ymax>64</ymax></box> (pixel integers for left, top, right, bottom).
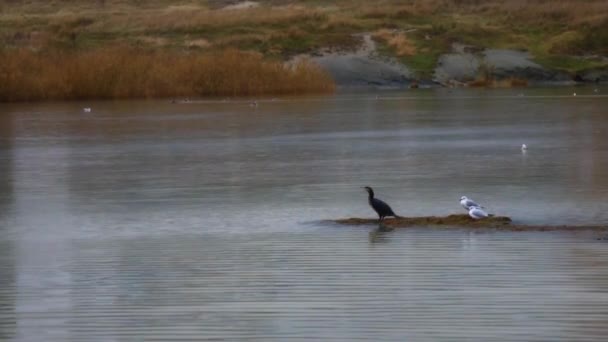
<box><xmin>434</xmin><ymin>53</ymin><xmax>479</xmax><ymax>83</ymax></box>
<box><xmin>578</xmin><ymin>67</ymin><xmax>608</xmax><ymax>83</ymax></box>
<box><xmin>313</xmin><ymin>54</ymin><xmax>412</xmax><ymax>88</ymax></box>
<box><xmin>484</xmin><ymin>49</ymin><xmax>572</xmax><ymax>83</ymax></box>
<box><xmin>434</xmin><ymin>47</ymin><xmax>573</xmax><ymax>85</ymax></box>
<box><xmin>304</xmin><ymin>34</ymin><xmax>415</xmax><ymax>88</ymax></box>
<box><xmin>305</xmin><ymin>38</ymin><xmax>606</xmax><ymax>87</ymax></box>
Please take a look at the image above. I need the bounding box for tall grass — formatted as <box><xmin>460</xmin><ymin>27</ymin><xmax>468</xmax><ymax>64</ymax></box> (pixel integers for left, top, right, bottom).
<box><xmin>355</xmin><ymin>0</ymin><xmax>608</xmax><ymax>25</ymax></box>
<box><xmin>372</xmin><ymin>29</ymin><xmax>416</xmax><ymax>57</ymax></box>
<box><xmin>2</xmin><ymin>0</ymin><xmax>607</xmax><ymax>81</ymax></box>
<box><xmin>0</xmin><ymin>47</ymin><xmax>334</xmax><ymax>102</ymax></box>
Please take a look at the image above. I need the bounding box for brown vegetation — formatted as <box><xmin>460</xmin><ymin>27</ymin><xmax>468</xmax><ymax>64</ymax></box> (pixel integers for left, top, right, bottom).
<box><xmin>0</xmin><ymin>47</ymin><xmax>334</xmax><ymax>102</ymax></box>
<box><xmin>372</xmin><ymin>29</ymin><xmax>416</xmax><ymax>57</ymax></box>
<box><xmin>335</xmin><ymin>214</ymin><xmax>512</xmax><ymax>229</ymax></box>
<box><xmin>468</xmin><ymin>78</ymin><xmax>529</xmax><ymax>88</ymax></box>
<box><xmin>4</xmin><ymin>0</ymin><xmax>607</xmax><ymax>54</ymax></box>
<box><xmin>467</xmin><ymin>62</ymin><xmax>528</xmax><ymax>88</ymax></box>
<box><xmin>1</xmin><ymin>0</ymin><xmax>607</xmax><ymax>98</ymax></box>
<box><xmin>332</xmin><ymin>214</ymin><xmax>608</xmax><ymax>232</ymax></box>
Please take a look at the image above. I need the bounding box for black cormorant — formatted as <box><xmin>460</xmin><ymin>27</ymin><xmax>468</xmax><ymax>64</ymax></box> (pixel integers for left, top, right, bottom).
<box><xmin>363</xmin><ymin>186</ymin><xmax>400</xmax><ymax>221</ymax></box>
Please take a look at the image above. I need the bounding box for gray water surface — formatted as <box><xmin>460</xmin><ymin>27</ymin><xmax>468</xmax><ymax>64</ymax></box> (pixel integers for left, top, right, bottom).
<box><xmin>1</xmin><ymin>87</ymin><xmax>608</xmax><ymax>341</ymax></box>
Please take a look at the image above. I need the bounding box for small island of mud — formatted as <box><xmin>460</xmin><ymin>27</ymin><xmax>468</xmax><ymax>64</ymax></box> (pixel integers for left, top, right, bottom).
<box><xmin>332</xmin><ymin>215</ymin><xmax>608</xmax><ymax>232</ymax></box>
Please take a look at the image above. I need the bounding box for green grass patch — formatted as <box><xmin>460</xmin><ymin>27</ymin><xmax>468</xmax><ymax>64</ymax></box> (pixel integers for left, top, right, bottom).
<box><xmin>402</xmin><ymin>53</ymin><xmax>440</xmax><ymax>78</ymax></box>
<box><xmin>267</xmin><ymin>33</ymin><xmax>316</xmax><ymax>56</ymax></box>
<box><xmin>533</xmin><ymin>54</ymin><xmax>608</xmax><ymax>73</ymax></box>
<box><xmin>404</xmin><ymin>30</ymin><xmax>450</xmax><ymax>78</ymax></box>
<box><xmin>374</xmin><ymin>35</ymin><xmax>445</xmax><ymax>79</ymax></box>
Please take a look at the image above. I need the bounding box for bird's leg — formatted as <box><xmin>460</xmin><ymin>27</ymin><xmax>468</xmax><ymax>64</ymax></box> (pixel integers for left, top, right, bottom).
<box><xmin>378</xmin><ymin>223</ymin><xmax>393</xmax><ymax>232</ymax></box>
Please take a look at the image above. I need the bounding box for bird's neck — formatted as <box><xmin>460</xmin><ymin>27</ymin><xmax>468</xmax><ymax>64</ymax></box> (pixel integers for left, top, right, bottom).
<box><xmin>367</xmin><ymin>191</ymin><xmax>374</xmax><ymax>201</ymax></box>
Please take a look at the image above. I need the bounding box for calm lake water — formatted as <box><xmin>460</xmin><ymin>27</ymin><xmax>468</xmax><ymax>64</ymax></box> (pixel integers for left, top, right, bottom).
<box><xmin>1</xmin><ymin>87</ymin><xmax>608</xmax><ymax>341</ymax></box>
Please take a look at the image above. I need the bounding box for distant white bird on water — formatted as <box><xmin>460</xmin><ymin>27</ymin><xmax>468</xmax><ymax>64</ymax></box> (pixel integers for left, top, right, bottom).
<box><xmin>83</xmin><ymin>107</ymin><xmax>91</xmax><ymax>113</ymax></box>
<box><xmin>468</xmin><ymin>206</ymin><xmax>489</xmax><ymax>220</ymax></box>
<box><xmin>573</xmin><ymin>92</ymin><xmax>577</xmax><ymax>97</ymax></box>
<box><xmin>521</xmin><ymin>143</ymin><xmax>527</xmax><ymax>151</ymax></box>
<box><xmin>460</xmin><ymin>196</ymin><xmax>483</xmax><ymax>210</ymax></box>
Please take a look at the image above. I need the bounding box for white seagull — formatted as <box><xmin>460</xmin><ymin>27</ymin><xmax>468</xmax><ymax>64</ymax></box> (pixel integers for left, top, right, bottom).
<box><xmin>83</xmin><ymin>107</ymin><xmax>91</xmax><ymax>113</ymax></box>
<box><xmin>521</xmin><ymin>143</ymin><xmax>527</xmax><ymax>151</ymax></box>
<box><xmin>460</xmin><ymin>196</ymin><xmax>483</xmax><ymax>210</ymax></box>
<box><xmin>468</xmin><ymin>206</ymin><xmax>489</xmax><ymax>220</ymax></box>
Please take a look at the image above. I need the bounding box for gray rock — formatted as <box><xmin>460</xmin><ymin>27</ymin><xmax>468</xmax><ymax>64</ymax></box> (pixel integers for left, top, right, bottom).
<box><xmin>483</xmin><ymin>49</ymin><xmax>571</xmax><ymax>82</ymax></box>
<box><xmin>579</xmin><ymin>67</ymin><xmax>608</xmax><ymax>83</ymax></box>
<box><xmin>433</xmin><ymin>47</ymin><xmax>575</xmax><ymax>84</ymax></box>
<box><xmin>301</xmin><ymin>35</ymin><xmax>606</xmax><ymax>86</ymax></box>
<box><xmin>307</xmin><ymin>34</ymin><xmax>413</xmax><ymax>88</ymax></box>
<box><xmin>313</xmin><ymin>54</ymin><xmax>412</xmax><ymax>88</ymax></box>
<box><xmin>434</xmin><ymin>53</ymin><xmax>479</xmax><ymax>84</ymax></box>
<box><xmin>483</xmin><ymin>49</ymin><xmax>541</xmax><ymax>70</ymax></box>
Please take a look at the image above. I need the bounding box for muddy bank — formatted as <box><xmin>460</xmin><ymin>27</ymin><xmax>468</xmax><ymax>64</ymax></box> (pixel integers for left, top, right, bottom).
<box><xmin>331</xmin><ymin>215</ymin><xmax>608</xmax><ymax>232</ymax></box>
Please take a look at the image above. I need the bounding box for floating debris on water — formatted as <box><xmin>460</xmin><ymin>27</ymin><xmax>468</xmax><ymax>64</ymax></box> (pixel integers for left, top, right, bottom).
<box><xmin>331</xmin><ymin>214</ymin><xmax>608</xmax><ymax>232</ymax></box>
<box><xmin>334</xmin><ymin>214</ymin><xmax>511</xmax><ymax>227</ymax></box>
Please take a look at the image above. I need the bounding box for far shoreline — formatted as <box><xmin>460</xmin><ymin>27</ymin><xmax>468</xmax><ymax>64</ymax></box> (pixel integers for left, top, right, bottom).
<box><xmin>0</xmin><ymin>83</ymin><xmax>605</xmax><ymax>104</ymax></box>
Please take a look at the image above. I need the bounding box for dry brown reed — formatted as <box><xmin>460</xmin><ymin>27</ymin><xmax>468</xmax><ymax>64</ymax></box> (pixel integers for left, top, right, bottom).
<box><xmin>355</xmin><ymin>0</ymin><xmax>608</xmax><ymax>26</ymax></box>
<box><xmin>468</xmin><ymin>78</ymin><xmax>528</xmax><ymax>88</ymax></box>
<box><xmin>505</xmin><ymin>78</ymin><xmax>529</xmax><ymax>88</ymax></box>
<box><xmin>5</xmin><ymin>1</ymin><xmax>608</xmax><ymax>32</ymax></box>
<box><xmin>0</xmin><ymin>47</ymin><xmax>335</xmax><ymax>102</ymax></box>
<box><xmin>372</xmin><ymin>29</ymin><xmax>417</xmax><ymax>57</ymax></box>
<box><xmin>1</xmin><ymin>0</ymin><xmax>607</xmax><ymax>89</ymax></box>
